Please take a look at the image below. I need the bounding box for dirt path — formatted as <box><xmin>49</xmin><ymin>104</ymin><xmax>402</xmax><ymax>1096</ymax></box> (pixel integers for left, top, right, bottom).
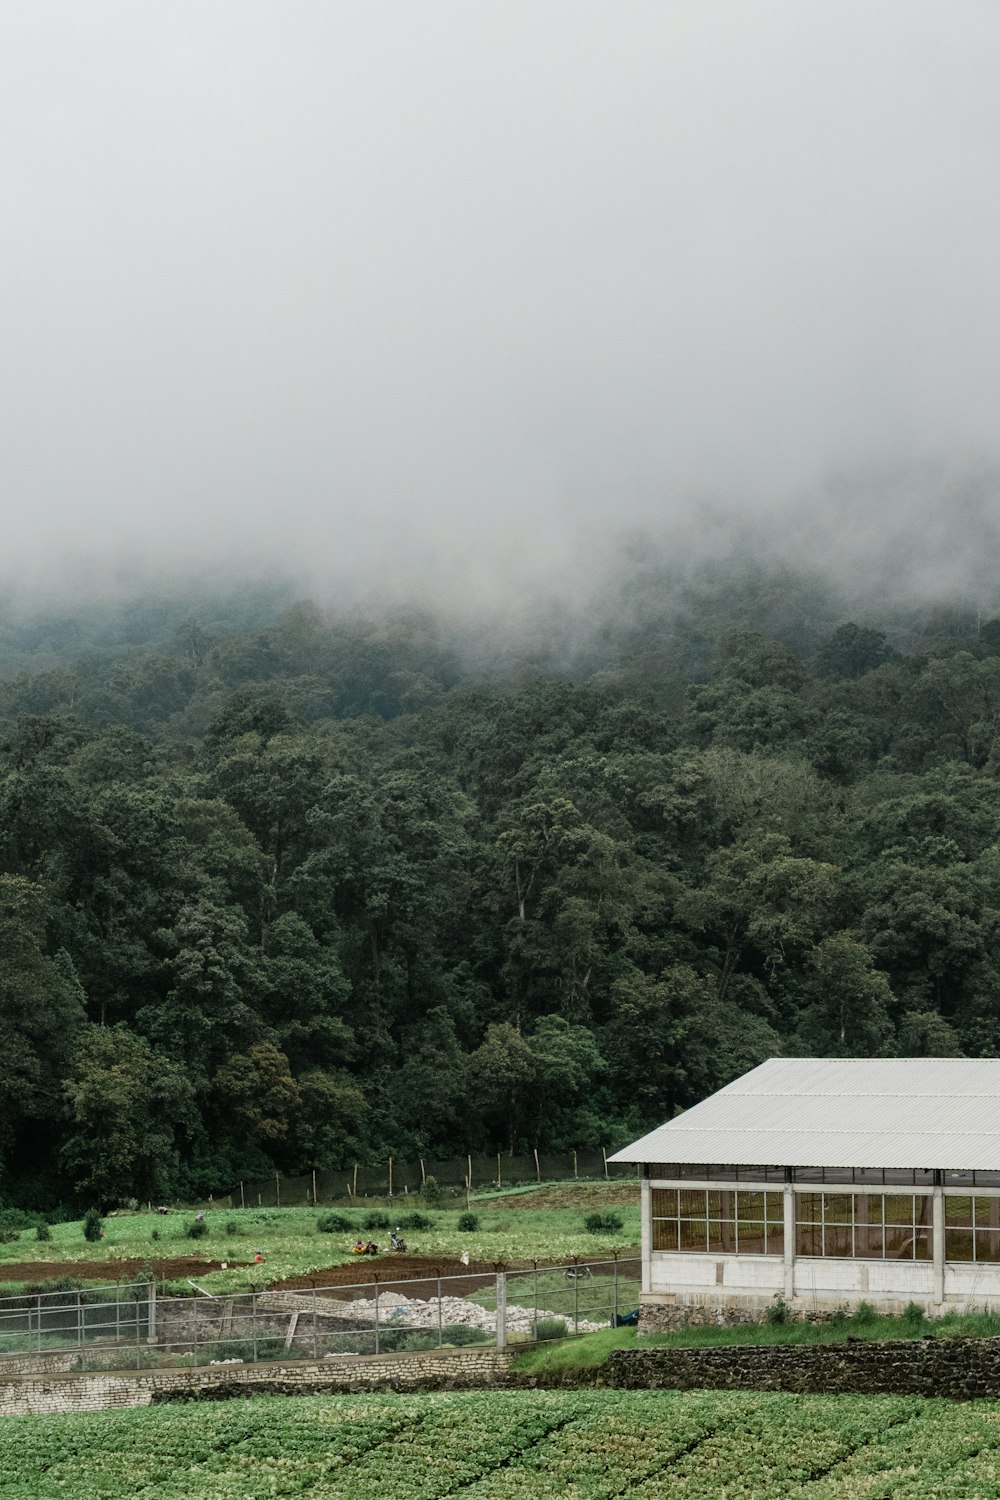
<box><xmin>0</xmin><ymin>1257</ymin><xmax>248</xmax><ymax>1284</ymax></box>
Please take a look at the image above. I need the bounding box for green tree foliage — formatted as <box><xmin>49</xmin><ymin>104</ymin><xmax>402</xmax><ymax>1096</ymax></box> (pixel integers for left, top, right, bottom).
<box><xmin>1</xmin><ymin>569</ymin><xmax>1000</xmax><ymax>1204</ymax></box>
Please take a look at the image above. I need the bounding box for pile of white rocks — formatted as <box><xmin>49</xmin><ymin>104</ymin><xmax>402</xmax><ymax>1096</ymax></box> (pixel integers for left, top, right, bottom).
<box><xmin>335</xmin><ymin>1289</ymin><xmax>606</xmax><ymax>1335</ymax></box>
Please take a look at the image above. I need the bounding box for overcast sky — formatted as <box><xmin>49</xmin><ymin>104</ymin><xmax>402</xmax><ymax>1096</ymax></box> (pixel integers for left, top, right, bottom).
<box><xmin>3</xmin><ymin>2</ymin><xmax>1000</xmax><ymax>603</ymax></box>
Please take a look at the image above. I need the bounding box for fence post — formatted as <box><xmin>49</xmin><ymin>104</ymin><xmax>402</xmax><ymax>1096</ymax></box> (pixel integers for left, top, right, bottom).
<box><xmin>36</xmin><ymin>1295</ymin><xmax>41</xmax><ymax>1354</ymax></box>
<box><xmin>437</xmin><ymin>1276</ymin><xmax>443</xmax><ymax>1348</ymax></box>
<box><xmin>533</xmin><ymin>1261</ymin><xmax>539</xmax><ymax>1341</ymax></box>
<box><xmin>147</xmin><ymin>1280</ymin><xmax>157</xmax><ymax>1345</ymax></box>
<box><xmin>573</xmin><ymin>1150</ymin><xmax>578</xmax><ymax>1180</ymax></box>
<box><xmin>252</xmin><ymin>1292</ymin><xmax>258</xmax><ymax>1364</ymax></box>
<box><xmin>312</xmin><ymin>1287</ymin><xmax>318</xmax><ymax>1360</ymax></box>
<box><xmin>495</xmin><ymin>1271</ymin><xmax>507</xmax><ymax>1350</ymax></box>
<box><xmin>497</xmin><ymin>1152</ymin><xmax>501</xmax><ymax>1188</ymax></box>
<box><xmin>613</xmin><ymin>1253</ymin><xmax>619</xmax><ymax>1325</ymax></box>
<box><xmin>275</xmin><ymin>1171</ymin><xmax>281</xmax><ymax>1207</ymax></box>
<box><xmin>77</xmin><ymin>1290</ymin><xmax>83</xmax><ymax>1347</ymax></box>
<box><xmin>573</xmin><ymin>1261</ymin><xmax>580</xmax><ymax>1335</ymax></box>
<box><xmin>312</xmin><ymin>1169</ymin><xmax>318</xmax><ymax>1206</ymax></box>
<box><xmin>389</xmin><ymin>1156</ymin><xmax>393</xmax><ymax>1198</ymax></box>
<box><xmin>603</xmin><ymin>1146</ymin><xmax>609</xmax><ymax>1180</ymax></box>
<box><xmin>420</xmin><ymin>1157</ymin><xmax>426</xmax><ymax>1187</ymax></box>
<box><xmin>374</xmin><ymin>1283</ymin><xmax>380</xmax><ymax>1355</ymax></box>
<box><xmin>240</xmin><ymin>1180</ymin><xmax>245</xmax><ymax>1209</ymax></box>
<box><xmin>534</xmin><ymin>1148</ymin><xmax>540</xmax><ymax>1183</ymax></box>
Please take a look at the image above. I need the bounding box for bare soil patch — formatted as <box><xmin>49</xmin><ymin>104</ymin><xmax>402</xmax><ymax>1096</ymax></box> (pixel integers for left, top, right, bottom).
<box><xmin>0</xmin><ymin>1257</ymin><xmax>247</xmax><ymax>1284</ymax></box>
<box><xmin>489</xmin><ymin>1182</ymin><xmax>639</xmax><ymax>1211</ymax></box>
<box><xmin>270</xmin><ymin>1252</ymin><xmax>639</xmax><ymax>1299</ymax></box>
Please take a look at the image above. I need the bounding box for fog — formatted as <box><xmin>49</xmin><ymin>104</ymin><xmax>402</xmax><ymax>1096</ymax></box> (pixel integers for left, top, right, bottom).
<box><xmin>2</xmin><ymin>2</ymin><xmax>1000</xmax><ymax>611</ymax></box>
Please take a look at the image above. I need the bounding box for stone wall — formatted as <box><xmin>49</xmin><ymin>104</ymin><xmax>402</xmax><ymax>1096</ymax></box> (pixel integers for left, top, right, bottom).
<box><xmin>609</xmin><ymin>1337</ymin><xmax>1000</xmax><ymax>1400</ymax></box>
<box><xmin>639</xmin><ymin>1297</ymin><xmax>768</xmax><ymax>1333</ymax></box>
<box><xmin>0</xmin><ymin>1346</ymin><xmax>514</xmax><ymax>1417</ymax></box>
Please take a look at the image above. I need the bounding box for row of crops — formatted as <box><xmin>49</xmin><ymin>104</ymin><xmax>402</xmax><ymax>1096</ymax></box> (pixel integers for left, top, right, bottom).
<box><xmin>5</xmin><ymin>1388</ymin><xmax>1000</xmax><ymax>1496</ymax></box>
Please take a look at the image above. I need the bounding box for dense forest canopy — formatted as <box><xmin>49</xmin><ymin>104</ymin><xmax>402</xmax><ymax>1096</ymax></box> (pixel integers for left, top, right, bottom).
<box><xmin>2</xmin><ymin>558</ymin><xmax>1000</xmax><ymax>1209</ymax></box>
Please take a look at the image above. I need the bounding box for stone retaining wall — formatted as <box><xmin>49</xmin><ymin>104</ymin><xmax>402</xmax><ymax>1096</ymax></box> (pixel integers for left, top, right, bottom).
<box><xmin>0</xmin><ymin>1346</ymin><xmax>514</xmax><ymax>1416</ymax></box>
<box><xmin>610</xmin><ymin>1336</ymin><xmax>1000</xmax><ymax>1400</ymax></box>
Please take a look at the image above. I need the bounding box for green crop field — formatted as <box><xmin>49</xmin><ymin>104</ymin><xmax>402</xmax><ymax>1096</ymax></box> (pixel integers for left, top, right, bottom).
<box><xmin>0</xmin><ymin>1187</ymin><xmax>640</xmax><ymax>1295</ymax></box>
<box><xmin>3</xmin><ymin>1388</ymin><xmax>1000</xmax><ymax>1497</ymax></box>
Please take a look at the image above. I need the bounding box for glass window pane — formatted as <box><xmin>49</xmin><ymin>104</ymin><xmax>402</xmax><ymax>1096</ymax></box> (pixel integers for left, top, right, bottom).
<box><xmin>883</xmin><ymin>1195</ymin><xmax>915</xmax><ymax>1229</ymax></box>
<box><xmin>796</xmin><ymin>1193</ymin><xmax>823</xmax><ymax>1225</ymax></box>
<box><xmin>679</xmin><ymin>1189</ymin><xmax>707</xmax><ymax>1217</ymax></box>
<box><xmin>883</xmin><ymin>1223</ymin><xmax>914</xmax><ymax>1259</ymax></box>
<box><xmin>855</xmin><ymin>1223</ymin><xmax>884</xmax><ymax>1258</ymax></box>
<box><xmin>976</xmin><ymin>1229</ymin><xmax>1000</xmax><ymax>1263</ymax></box>
<box><xmin>796</xmin><ymin>1222</ymin><xmax>823</xmax><ymax>1256</ymax></box>
<box><xmin>946</xmin><ymin>1196</ymin><xmax>973</xmax><ymax>1227</ymax></box>
<box><xmin>736</xmin><ymin>1219</ymin><xmax>766</xmax><ymax>1254</ymax></box>
<box><xmin>765</xmin><ymin>1224</ymin><xmax>784</xmax><ymax>1256</ymax></box>
<box><xmin>679</xmin><ymin>1219</ymin><xmax>708</xmax><ymax>1252</ymax></box>
<box><xmin>824</xmin><ymin>1194</ymin><xmax>853</xmax><ymax>1226</ymax></box>
<box><xmin>855</xmin><ymin>1193</ymin><xmax>883</xmax><ymax>1230</ymax></box>
<box><xmin>823</xmin><ymin>1223</ymin><xmax>853</xmax><ymax>1257</ymax></box>
<box><xmin>652</xmin><ymin>1218</ymin><xmax>678</xmax><ymax>1252</ymax></box>
<box><xmin>945</xmin><ymin>1228</ymin><xmax>974</xmax><ymax>1262</ymax></box>
<box><xmin>738</xmin><ymin>1192</ymin><xmax>765</xmax><ymax>1219</ymax></box>
<box><xmin>913</xmin><ymin>1227</ymin><xmax>932</xmax><ymax>1262</ymax></box>
<box><xmin>707</xmin><ymin>1220</ymin><xmax>737</xmax><ymax>1254</ymax></box>
<box><xmin>651</xmin><ymin>1188</ymin><xmax>678</xmax><ymax>1219</ymax></box>
<box><xmin>975</xmin><ymin>1197</ymin><xmax>1000</xmax><ymax>1230</ymax></box>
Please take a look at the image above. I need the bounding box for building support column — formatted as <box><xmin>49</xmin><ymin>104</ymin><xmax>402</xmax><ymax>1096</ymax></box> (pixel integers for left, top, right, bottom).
<box><xmin>783</xmin><ymin>1176</ymin><xmax>795</xmax><ymax>1303</ymax></box>
<box><xmin>932</xmin><ymin>1171</ymin><xmax>945</xmax><ymax>1311</ymax></box>
<box><xmin>641</xmin><ymin>1172</ymin><xmax>651</xmax><ymax>1293</ymax></box>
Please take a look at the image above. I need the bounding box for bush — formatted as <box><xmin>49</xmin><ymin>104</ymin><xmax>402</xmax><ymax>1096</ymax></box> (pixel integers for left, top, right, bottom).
<box><xmin>317</xmin><ymin>1212</ymin><xmax>355</xmax><ymax>1233</ymax></box>
<box><xmin>151</xmin><ymin>1229</ymin><xmax>159</xmax><ymax>1241</ymax></box>
<box><xmin>398</xmin><ymin>1211</ymin><xmax>434</xmax><ymax>1230</ymax></box>
<box><xmin>457</xmin><ymin>1212</ymin><xmax>479</xmax><ymax>1232</ymax></box>
<box><xmin>535</xmin><ymin>1317</ymin><xmax>568</xmax><ymax>1341</ymax></box>
<box><xmin>854</xmin><ymin>1301</ymin><xmax>876</xmax><ymax>1326</ymax></box>
<box><xmin>902</xmin><ymin>1301</ymin><xmax>926</xmax><ymax>1329</ymax></box>
<box><xmin>421</xmin><ymin>1180</ymin><xmax>444</xmax><ymax>1207</ymax></box>
<box><xmin>766</xmin><ymin>1296</ymin><xmax>791</xmax><ymax>1325</ymax></box>
<box><xmin>225</xmin><ymin>1220</ymin><xmax>241</xmax><ymax>1237</ymax></box>
<box><xmin>186</xmin><ymin>1219</ymin><xmax>209</xmax><ymax>1239</ymax></box>
<box><xmin>82</xmin><ymin>1208</ymin><xmax>104</xmax><ymax>1243</ymax></box>
<box><xmin>583</xmin><ymin>1212</ymin><xmax>623</xmax><ymax>1235</ymax></box>
<box><xmin>0</xmin><ymin>1227</ymin><xmax>19</xmax><ymax>1244</ymax></box>
<box><xmin>363</xmin><ymin>1211</ymin><xmax>391</xmax><ymax>1230</ymax></box>
<box><xmin>35</xmin><ymin>1223</ymin><xmax>51</xmax><ymax>1242</ymax></box>
<box><xmin>442</xmin><ymin>1323</ymin><xmax>489</xmax><ymax>1346</ymax></box>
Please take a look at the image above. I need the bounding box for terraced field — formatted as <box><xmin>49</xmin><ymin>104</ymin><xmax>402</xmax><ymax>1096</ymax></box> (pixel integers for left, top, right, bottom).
<box><xmin>4</xmin><ymin>1388</ymin><xmax>1000</xmax><ymax>1497</ymax></box>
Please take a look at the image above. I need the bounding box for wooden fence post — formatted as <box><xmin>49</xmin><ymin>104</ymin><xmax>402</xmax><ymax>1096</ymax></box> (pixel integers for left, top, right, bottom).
<box><xmin>534</xmin><ymin>1148</ymin><xmax>540</xmax><ymax>1183</ymax></box>
<box><xmin>602</xmin><ymin>1147</ymin><xmax>609</xmax><ymax>1181</ymax></box>
<box><xmin>275</xmin><ymin>1171</ymin><xmax>281</xmax><ymax>1207</ymax></box>
<box><xmin>388</xmin><ymin>1156</ymin><xmax>393</xmax><ymax>1198</ymax></box>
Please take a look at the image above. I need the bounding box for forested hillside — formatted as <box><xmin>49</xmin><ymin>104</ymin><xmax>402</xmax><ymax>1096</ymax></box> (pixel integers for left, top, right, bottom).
<box><xmin>2</xmin><ymin>563</ymin><xmax>999</xmax><ymax>1209</ymax></box>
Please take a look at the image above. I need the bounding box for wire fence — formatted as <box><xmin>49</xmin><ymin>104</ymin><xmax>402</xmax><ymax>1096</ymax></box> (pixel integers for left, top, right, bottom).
<box><xmin>0</xmin><ymin>1259</ymin><xmax>641</xmax><ymax>1375</ymax></box>
<box><xmin>218</xmin><ymin>1150</ymin><xmax>637</xmax><ymax>1210</ymax></box>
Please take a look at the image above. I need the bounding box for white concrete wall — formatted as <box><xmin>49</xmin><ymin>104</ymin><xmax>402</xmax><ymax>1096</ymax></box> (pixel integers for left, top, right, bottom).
<box><xmin>649</xmin><ymin>1253</ymin><xmax>783</xmax><ymax>1296</ymax></box>
<box><xmin>793</xmin><ymin>1258</ymin><xmax>934</xmax><ymax>1304</ymax></box>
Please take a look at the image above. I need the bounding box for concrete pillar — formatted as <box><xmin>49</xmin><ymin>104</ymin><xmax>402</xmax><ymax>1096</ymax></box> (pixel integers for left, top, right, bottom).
<box><xmin>641</xmin><ymin>1174</ymin><xmax>651</xmax><ymax>1293</ymax></box>
<box><xmin>495</xmin><ymin>1273</ymin><xmax>507</xmax><ymax>1349</ymax></box>
<box><xmin>783</xmin><ymin>1183</ymin><xmax>795</xmax><ymax>1302</ymax></box>
<box><xmin>932</xmin><ymin>1174</ymin><xmax>945</xmax><ymax>1309</ymax></box>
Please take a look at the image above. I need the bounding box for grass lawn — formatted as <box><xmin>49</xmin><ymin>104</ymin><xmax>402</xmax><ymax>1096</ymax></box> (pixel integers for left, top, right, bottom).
<box><xmin>5</xmin><ymin>1388</ymin><xmax>1000</xmax><ymax>1496</ymax></box>
<box><xmin>0</xmin><ymin>1183</ymin><xmax>640</xmax><ymax>1295</ymax></box>
<box><xmin>513</xmin><ymin>1305</ymin><xmax>1000</xmax><ymax>1378</ymax></box>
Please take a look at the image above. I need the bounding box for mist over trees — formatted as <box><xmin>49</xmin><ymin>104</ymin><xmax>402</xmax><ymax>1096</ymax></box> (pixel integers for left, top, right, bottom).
<box><xmin>2</xmin><ymin>560</ymin><xmax>1000</xmax><ymax>1207</ymax></box>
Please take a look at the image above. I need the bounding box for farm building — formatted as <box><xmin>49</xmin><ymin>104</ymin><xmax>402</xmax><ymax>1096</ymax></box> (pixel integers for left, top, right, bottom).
<box><xmin>609</xmin><ymin>1057</ymin><xmax>1000</xmax><ymax>1327</ymax></box>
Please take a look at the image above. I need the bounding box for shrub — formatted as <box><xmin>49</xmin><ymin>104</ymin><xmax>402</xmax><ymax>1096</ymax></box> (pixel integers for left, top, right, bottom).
<box><xmin>535</xmin><ymin>1317</ymin><xmax>568</xmax><ymax>1341</ymax></box>
<box><xmin>82</xmin><ymin>1208</ymin><xmax>104</xmax><ymax>1243</ymax></box>
<box><xmin>151</xmin><ymin>1229</ymin><xmax>159</xmax><ymax>1241</ymax></box>
<box><xmin>317</xmin><ymin>1212</ymin><xmax>355</xmax><ymax>1233</ymax></box>
<box><xmin>363</xmin><ymin>1211</ymin><xmax>391</xmax><ymax>1230</ymax></box>
<box><xmin>0</xmin><ymin>1227</ymin><xmax>19</xmax><ymax>1244</ymax></box>
<box><xmin>854</xmin><ymin>1300</ymin><xmax>876</xmax><ymax>1326</ymax></box>
<box><xmin>186</xmin><ymin>1219</ymin><xmax>209</xmax><ymax>1239</ymax></box>
<box><xmin>421</xmin><ymin>1180</ymin><xmax>444</xmax><ymax>1207</ymax></box>
<box><xmin>35</xmin><ymin>1223</ymin><xmax>51</xmax><ymax>1242</ymax></box>
<box><xmin>902</xmin><ymin>1301</ymin><xmax>926</xmax><ymax>1329</ymax></box>
<box><xmin>225</xmin><ymin>1220</ymin><xmax>241</xmax><ymax>1237</ymax></box>
<box><xmin>457</xmin><ymin>1212</ymin><xmax>479</xmax><ymax>1232</ymax></box>
<box><xmin>442</xmin><ymin>1323</ymin><xmax>489</xmax><ymax>1346</ymax></box>
<box><xmin>766</xmin><ymin>1296</ymin><xmax>790</xmax><ymax>1325</ymax></box>
<box><xmin>398</xmin><ymin>1211</ymin><xmax>434</xmax><ymax>1231</ymax></box>
<box><xmin>583</xmin><ymin>1212</ymin><xmax>623</xmax><ymax>1235</ymax></box>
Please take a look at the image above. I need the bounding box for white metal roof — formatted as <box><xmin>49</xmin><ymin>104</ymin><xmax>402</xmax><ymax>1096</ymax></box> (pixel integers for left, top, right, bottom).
<box><xmin>608</xmin><ymin>1058</ymin><xmax>1000</xmax><ymax>1171</ymax></box>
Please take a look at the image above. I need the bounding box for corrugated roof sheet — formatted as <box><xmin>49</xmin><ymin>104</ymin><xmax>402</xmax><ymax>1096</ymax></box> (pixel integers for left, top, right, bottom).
<box><xmin>608</xmin><ymin>1058</ymin><xmax>1000</xmax><ymax>1170</ymax></box>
